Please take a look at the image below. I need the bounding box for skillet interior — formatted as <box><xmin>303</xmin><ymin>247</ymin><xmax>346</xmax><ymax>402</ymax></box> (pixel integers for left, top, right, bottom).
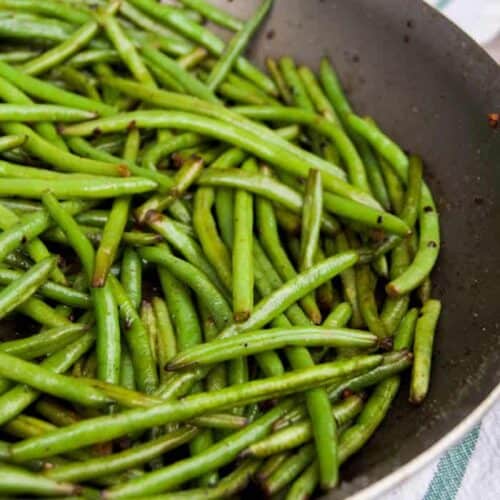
<box><xmin>209</xmin><ymin>0</ymin><xmax>500</xmax><ymax>496</ymax></box>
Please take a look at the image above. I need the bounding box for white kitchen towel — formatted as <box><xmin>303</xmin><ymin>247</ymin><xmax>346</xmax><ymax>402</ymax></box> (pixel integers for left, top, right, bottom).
<box><xmin>381</xmin><ymin>3</ymin><xmax>500</xmax><ymax>500</ymax></box>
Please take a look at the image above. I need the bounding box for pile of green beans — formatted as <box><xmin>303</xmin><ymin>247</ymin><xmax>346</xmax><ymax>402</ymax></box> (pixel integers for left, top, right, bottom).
<box><xmin>0</xmin><ymin>0</ymin><xmax>442</xmax><ymax>498</ymax></box>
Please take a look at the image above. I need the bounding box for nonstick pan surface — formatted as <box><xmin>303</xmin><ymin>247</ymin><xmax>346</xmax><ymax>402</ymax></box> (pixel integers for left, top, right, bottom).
<box><xmin>207</xmin><ymin>0</ymin><xmax>500</xmax><ymax>497</ymax></box>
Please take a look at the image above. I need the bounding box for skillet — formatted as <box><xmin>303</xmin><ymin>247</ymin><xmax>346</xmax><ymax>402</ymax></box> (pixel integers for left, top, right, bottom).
<box><xmin>207</xmin><ymin>0</ymin><xmax>500</xmax><ymax>497</ymax></box>
<box><xmin>0</xmin><ymin>0</ymin><xmax>498</xmax><ymax>498</ymax></box>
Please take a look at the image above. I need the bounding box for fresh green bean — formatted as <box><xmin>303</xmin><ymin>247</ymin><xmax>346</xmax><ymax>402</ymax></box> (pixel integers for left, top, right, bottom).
<box><xmin>393</xmin><ymin>308</ymin><xmax>419</xmax><ymax>351</ymax></box>
<box><xmin>0</xmin><ymin>332</ymin><xmax>95</xmax><ymax>427</ymax></box>
<box><xmin>245</xmin><ymin>395</ymin><xmax>363</xmax><ymax>458</ymax></box>
<box><xmin>9</xmin><ymin>354</ymin><xmax>381</xmax><ymax>462</ymax></box>
<box><xmin>0</xmin><ymin>350</ymin><xmax>110</xmax><ymax>407</ymax></box>
<box><xmin>100</xmin><ymin>7</ymin><xmax>156</xmax><ymax>87</ymax></box>
<box><xmin>93</xmin><ymin>196</ymin><xmax>130</xmax><ymax>287</ymax></box>
<box><xmin>410</xmin><ymin>299</ymin><xmax>441</xmax><ymax>404</ymax></box>
<box><xmin>0</xmin><ymin>133</ymin><xmax>26</xmax><ymax>151</ymax></box>
<box><xmin>196</xmin><ymin>168</ymin><xmax>409</xmax><ymax>236</ymax></box>
<box><xmin>0</xmin><ymin>0</ymin><xmax>92</xmax><ymax>24</ymax></box>
<box><xmin>178</xmin><ymin>0</ymin><xmax>243</xmax><ymax>31</ymax></box>
<box><xmin>121</xmin><ymin>247</ymin><xmax>142</xmax><ymax>310</ymax></box>
<box><xmin>135</xmin><ymin>155</ymin><xmax>203</xmax><ymax>223</ymax></box>
<box><xmin>387</xmin><ymin>182</ymin><xmax>439</xmax><ymax>296</ymax></box>
<box><xmin>0</xmin><ymin>59</ymin><xmax>115</xmax><ymax>116</ymax></box>
<box><xmin>144</xmin><ymin>212</ymin><xmax>226</xmax><ymax>294</ymax></box>
<box><xmin>142</xmin><ymin>44</ymin><xmax>217</xmax><ymax>102</ymax></box>
<box><xmin>0</xmin><ymin>463</ymin><xmax>77</xmax><ymax>497</ymax></box>
<box><xmin>167</xmin><ymin>327</ymin><xmax>377</xmax><ymax>369</ymax></box>
<box><xmin>16</xmin><ymin>296</ymin><xmax>73</xmax><ymax>328</ymax></box>
<box><xmin>140</xmin><ymin>246</ymin><xmax>231</xmax><ymax>330</ymax></box>
<box><xmin>0</xmin><ymin>256</ymin><xmax>55</xmax><ymax>319</ymax></box>
<box><xmin>128</xmin><ymin>0</ymin><xmax>277</xmax><ymax>95</ymax></box>
<box><xmin>45</xmin><ymin>427</ymin><xmax>198</xmax><ymax>483</ymax></box>
<box><xmin>20</xmin><ymin>17</ymin><xmax>100</xmax><ymax>76</ymax></box>
<box><xmin>152</xmin><ymin>297</ymin><xmax>177</xmax><ymax>379</ymax></box>
<box><xmin>109</xmin><ymin>275</ymin><xmax>159</xmax><ymax>393</ymax></box>
<box><xmin>206</xmin><ymin>0</ymin><xmax>272</xmax><ymax>91</ymax></box>
<box><xmin>299</xmin><ymin>169</ymin><xmax>322</xmax><ymax>271</ymax></box>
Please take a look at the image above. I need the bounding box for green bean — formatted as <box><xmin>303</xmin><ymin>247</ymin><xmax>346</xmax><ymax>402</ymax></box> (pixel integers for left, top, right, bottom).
<box><xmin>263</xmin><ymin>443</ymin><xmax>315</xmax><ymax>495</ymax></box>
<box><xmin>76</xmin><ymin>81</ymin><xmax>383</xmax><ymax>204</ymax></box>
<box><xmin>400</xmin><ymin>155</ymin><xmax>424</xmax><ymax>227</ymax></box>
<box><xmin>121</xmin><ymin>247</ymin><xmax>142</xmax><ymax>310</ymax></box>
<box><xmin>0</xmin><ymin>201</ymin><xmax>67</xmax><ymax>285</ymax></box>
<box><xmin>120</xmin><ymin>344</ymin><xmax>136</xmax><ymax>391</ymax></box>
<box><xmin>226</xmin><ymin>73</ymin><xmax>281</xmax><ymax>105</ymax></box>
<box><xmin>140</xmin><ymin>246</ymin><xmax>231</xmax><ymax>330</ymax></box>
<box><xmin>93</xmin><ymin>196</ymin><xmax>130</xmax><ymax>287</ymax></box>
<box><xmin>289</xmin><ymin>376</ymin><xmax>402</xmax><ymax>496</ymax></box>
<box><xmin>135</xmin><ymin>155</ymin><xmax>204</xmax><ymax>223</ymax></box>
<box><xmin>0</xmin><ymin>332</ymin><xmax>95</xmax><ymax>427</ymax></box>
<box><xmin>142</xmin><ymin>44</ymin><xmax>217</xmax><ymax>102</ymax></box>
<box><xmin>52</xmin><ymin>65</ymin><xmax>101</xmax><ymax>100</ymax></box>
<box><xmin>109</xmin><ymin>275</ymin><xmax>159</xmax><ymax>393</ymax></box>
<box><xmin>206</xmin><ymin>0</ymin><xmax>272</xmax><ymax>91</ymax></box>
<box><xmin>232</xmin><ymin>157</ymin><xmax>255</xmax><ymax>321</ymax></box>
<box><xmin>379</xmin><ymin>155</ymin><xmax>405</xmax><ymax>214</ymax></box>
<box><xmin>319</xmin><ymin>57</ymin><xmax>353</xmax><ymax>125</ymax></box>
<box><xmin>0</xmin><ymin>176</ymin><xmax>156</xmax><ymax>199</ymax></box>
<box><xmin>193</xmin><ymin>184</ymin><xmax>232</xmax><ymax>291</ymax></box>
<box><xmin>152</xmin><ymin>297</ymin><xmax>177</xmax><ymax>380</ymax></box>
<box><xmin>16</xmin><ymin>296</ymin><xmax>73</xmax><ymax>328</ymax></box>
<box><xmin>0</xmin><ymin>199</ymin><xmax>92</xmax><ymax>263</ymax></box>
<box><xmin>45</xmin><ymin>427</ymin><xmax>198</xmax><ymax>483</ymax></box>
<box><xmin>356</xmin><ymin>263</ymin><xmax>387</xmax><ymax>338</ymax></box>
<box><xmin>393</xmin><ymin>308</ymin><xmax>419</xmax><ymax>351</ymax></box>
<box><xmin>178</xmin><ymin>0</ymin><xmax>243</xmax><ymax>31</ymax></box>
<box><xmin>43</xmin><ymin>224</ymin><xmax>161</xmax><ymax>247</ymax></box>
<box><xmin>299</xmin><ymin>169</ymin><xmax>322</xmax><ymax>271</ymax></box>
<box><xmin>326</xmin><ymin>351</ymin><xmax>412</xmax><ymax>402</ymax></box>
<box><xmin>0</xmin><ymin>350</ymin><xmax>110</xmax><ymax>407</ymax></box>
<box><xmin>410</xmin><ymin>299</ymin><xmax>441</xmax><ymax>404</ymax></box>
<box><xmin>144</xmin><ymin>212</ymin><xmax>225</xmax><ymax>294</ymax></box>
<box><xmin>245</xmin><ymin>395</ymin><xmax>363</xmax><ymax>458</ymax></box>
<box><xmin>346</xmin><ymin>113</ymin><xmax>409</xmax><ymax>182</ymax></box>
<box><xmin>0</xmin><ymin>323</ymin><xmax>88</xmax><ymax>360</ymax></box>
<box><xmin>265</xmin><ymin>57</ymin><xmax>293</xmax><ymax>104</ymax></box>
<box><xmin>0</xmin><ymin>133</ymin><xmax>26</xmax><ymax>151</ymax></box>
<box><xmin>0</xmin><ymin>49</ymin><xmax>39</xmax><ymax>63</ymax></box>
<box><xmin>220</xmin><ymin>249</ymin><xmax>360</xmax><ymax>340</ymax></box>
<box><xmin>120</xmin><ymin>1</ymin><xmax>187</xmax><ymax>43</ymax></box>
<box><xmin>234</xmin><ymin>105</ymin><xmax>376</xmax><ymax>194</ymax></box>
<box><xmin>196</xmin><ymin>168</ymin><xmax>409</xmax><ymax>236</ymax></box>
<box><xmin>0</xmin><ymin>59</ymin><xmax>115</xmax><ymax>116</ymax></box>
<box><xmin>158</xmin><ymin>262</ymin><xmax>203</xmax><ymax>354</ymax></box>
<box><xmin>0</xmin><ymin>12</ymin><xmax>74</xmax><ymax>43</ymax></box>
<box><xmin>299</xmin><ymin>65</ymin><xmax>341</xmax><ymax>125</ymax></box>
<box><xmin>141</xmin><ymin>133</ymin><xmax>206</xmax><ymax>170</ymax></box>
<box><xmin>0</xmin><ymin>73</ymin><xmax>69</xmax><ymax>150</ymax></box>
<box><xmin>167</xmin><ymin>327</ymin><xmax>377</xmax><ymax>370</ymax></box>
<box><xmin>0</xmin><ymin>0</ymin><xmax>92</xmax><ymax>24</ymax></box>
<box><xmin>177</xmin><ymin>46</ymin><xmax>208</xmax><ymax>70</ymax></box>
<box><xmin>35</xmin><ymin>398</ymin><xmax>81</xmax><ymax>427</ymax></box>
<box><xmin>100</xmin><ymin>7</ymin><xmax>156</xmax><ymax>88</ymax></box>
<box><xmin>9</xmin><ymin>354</ymin><xmax>381</xmax><ymax>462</ymax></box>
<box><xmin>128</xmin><ymin>0</ymin><xmax>277</xmax><ymax>95</ymax></box>
<box><xmin>0</xmin><ymin>463</ymin><xmax>77</xmax><ymax>497</ymax></box>
<box><xmin>141</xmin><ymin>300</ymin><xmax>159</xmax><ymax>366</ymax></box>
<box><xmin>387</xmin><ymin>185</ymin><xmax>439</xmax><ymax>296</ymax></box>
<box><xmin>20</xmin><ymin>18</ymin><xmax>100</xmax><ymax>76</ymax></box>
<box><xmin>42</xmin><ymin>192</ymin><xmax>121</xmax><ymax>385</ymax></box>
<box><xmin>256</xmin><ymin>170</ymin><xmax>321</xmax><ymax>323</ymax></box>
<box><xmin>0</xmin><ymin>256</ymin><xmax>55</xmax><ymax>319</ymax></box>
<box><xmin>105</xmin><ymin>401</ymin><xmax>290</xmax><ymax>497</ymax></box>
<box><xmin>356</xmin><ymin>137</ymin><xmax>391</xmax><ymax>210</ymax></box>
<box><xmin>70</xmin><ymin>48</ymin><xmax>120</xmax><ymax>67</ymax></box>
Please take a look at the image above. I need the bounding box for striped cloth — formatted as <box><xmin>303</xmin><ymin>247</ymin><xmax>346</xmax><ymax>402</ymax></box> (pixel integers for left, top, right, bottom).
<box><xmin>382</xmin><ymin>2</ymin><xmax>500</xmax><ymax>499</ymax></box>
